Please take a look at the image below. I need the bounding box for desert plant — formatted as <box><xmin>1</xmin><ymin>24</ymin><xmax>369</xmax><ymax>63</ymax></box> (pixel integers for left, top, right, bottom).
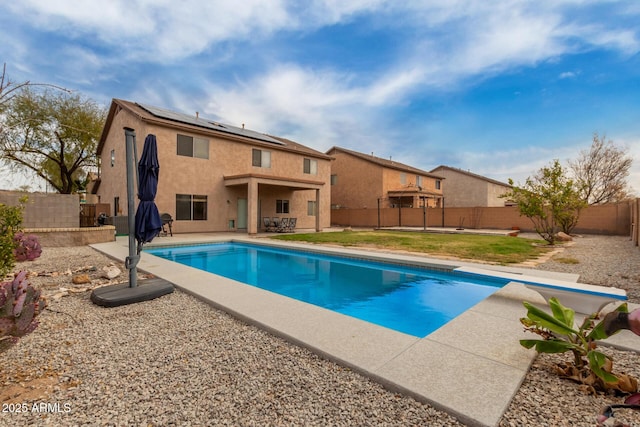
<box><xmin>13</xmin><ymin>232</ymin><xmax>42</xmax><ymax>261</ymax></box>
<box><xmin>0</xmin><ymin>270</ymin><xmax>46</xmax><ymax>352</ymax></box>
<box><xmin>0</xmin><ymin>197</ymin><xmax>26</xmax><ymax>278</ymax></box>
<box><xmin>520</xmin><ymin>297</ymin><xmax>637</xmax><ymax>394</ymax></box>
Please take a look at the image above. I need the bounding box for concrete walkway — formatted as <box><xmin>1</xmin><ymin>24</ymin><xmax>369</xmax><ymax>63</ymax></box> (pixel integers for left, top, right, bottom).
<box><xmin>91</xmin><ymin>233</ymin><xmax>640</xmax><ymax>427</ymax></box>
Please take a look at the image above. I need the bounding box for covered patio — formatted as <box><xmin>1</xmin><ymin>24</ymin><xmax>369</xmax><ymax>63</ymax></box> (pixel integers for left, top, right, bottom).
<box><xmin>387</xmin><ymin>188</ymin><xmax>443</xmax><ymax>208</ymax></box>
<box><xmin>224</xmin><ymin>173</ymin><xmax>326</xmax><ymax>235</ymax></box>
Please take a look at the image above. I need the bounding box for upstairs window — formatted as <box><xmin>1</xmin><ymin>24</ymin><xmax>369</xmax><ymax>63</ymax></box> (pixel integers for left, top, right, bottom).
<box><xmin>252</xmin><ymin>149</ymin><xmax>271</xmax><ymax>168</ymax></box>
<box><xmin>177</xmin><ymin>134</ymin><xmax>209</xmax><ymax>159</ymax></box>
<box><xmin>416</xmin><ymin>175</ymin><xmax>423</xmax><ymax>187</ymax></box>
<box><xmin>331</xmin><ymin>174</ymin><xmax>337</xmax><ymax>185</ymax></box>
<box><xmin>435</xmin><ymin>180</ymin><xmax>441</xmax><ymax>190</ymax></box>
<box><xmin>303</xmin><ymin>158</ymin><xmax>317</xmax><ymax>175</ymax></box>
<box><xmin>400</xmin><ymin>173</ymin><xmax>407</xmax><ymax>185</ymax></box>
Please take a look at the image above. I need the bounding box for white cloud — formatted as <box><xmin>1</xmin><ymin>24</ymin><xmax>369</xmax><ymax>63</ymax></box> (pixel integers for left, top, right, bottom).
<box><xmin>6</xmin><ymin>0</ymin><xmax>639</xmax><ymax>68</ymax></box>
<box><xmin>431</xmin><ymin>145</ymin><xmax>576</xmax><ymax>185</ymax></box>
<box><xmin>559</xmin><ymin>71</ymin><xmax>576</xmax><ymax>79</ymax></box>
<box><xmin>197</xmin><ymin>64</ymin><xmax>372</xmax><ymax>148</ymax></box>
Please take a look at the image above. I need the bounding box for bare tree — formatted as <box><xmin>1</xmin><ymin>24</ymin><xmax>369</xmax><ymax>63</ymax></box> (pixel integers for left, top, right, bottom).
<box><xmin>568</xmin><ymin>133</ymin><xmax>633</xmax><ymax>205</ymax></box>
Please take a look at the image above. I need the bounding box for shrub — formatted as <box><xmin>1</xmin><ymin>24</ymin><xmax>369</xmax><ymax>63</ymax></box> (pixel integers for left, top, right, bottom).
<box><xmin>0</xmin><ymin>271</ymin><xmax>47</xmax><ymax>352</ymax></box>
<box><xmin>0</xmin><ymin>198</ymin><xmax>26</xmax><ymax>279</ymax></box>
<box><xmin>520</xmin><ymin>297</ymin><xmax>637</xmax><ymax>394</ymax></box>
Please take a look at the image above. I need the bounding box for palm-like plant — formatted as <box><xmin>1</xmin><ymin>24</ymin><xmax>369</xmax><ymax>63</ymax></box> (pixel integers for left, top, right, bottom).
<box><xmin>520</xmin><ymin>297</ymin><xmax>637</xmax><ymax>393</ymax></box>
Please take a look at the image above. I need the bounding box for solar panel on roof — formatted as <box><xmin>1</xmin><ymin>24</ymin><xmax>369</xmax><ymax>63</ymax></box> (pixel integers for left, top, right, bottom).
<box><xmin>138</xmin><ymin>103</ymin><xmax>285</xmax><ymax>146</ymax></box>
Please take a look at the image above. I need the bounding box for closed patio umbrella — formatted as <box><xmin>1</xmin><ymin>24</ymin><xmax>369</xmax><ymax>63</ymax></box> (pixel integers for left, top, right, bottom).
<box><xmin>135</xmin><ymin>133</ymin><xmax>162</xmax><ymax>253</ymax></box>
<box><xmin>90</xmin><ymin>129</ymin><xmax>173</xmax><ymax>307</ymax></box>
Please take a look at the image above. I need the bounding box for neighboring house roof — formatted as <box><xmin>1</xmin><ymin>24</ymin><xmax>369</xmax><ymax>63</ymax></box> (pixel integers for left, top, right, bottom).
<box><xmin>326</xmin><ymin>146</ymin><xmax>444</xmax><ymax>179</ymax></box>
<box><xmin>97</xmin><ymin>99</ymin><xmax>331</xmax><ymax>160</ymax></box>
<box><xmin>430</xmin><ymin>165</ymin><xmax>511</xmax><ymax>188</ymax></box>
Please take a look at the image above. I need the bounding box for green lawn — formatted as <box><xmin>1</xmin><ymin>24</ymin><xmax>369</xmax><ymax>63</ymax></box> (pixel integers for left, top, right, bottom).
<box><xmin>269</xmin><ymin>230</ymin><xmax>552</xmax><ymax>264</ymax></box>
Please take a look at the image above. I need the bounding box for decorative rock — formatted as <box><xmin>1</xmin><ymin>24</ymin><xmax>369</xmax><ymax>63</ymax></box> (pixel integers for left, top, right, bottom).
<box><xmin>51</xmin><ymin>288</ymin><xmax>69</xmax><ymax>300</ymax></box>
<box><xmin>556</xmin><ymin>232</ymin><xmax>573</xmax><ymax>241</ymax></box>
<box><xmin>101</xmin><ymin>265</ymin><xmax>122</xmax><ymax>280</ymax></box>
<box><xmin>72</xmin><ymin>274</ymin><xmax>91</xmax><ymax>284</ymax></box>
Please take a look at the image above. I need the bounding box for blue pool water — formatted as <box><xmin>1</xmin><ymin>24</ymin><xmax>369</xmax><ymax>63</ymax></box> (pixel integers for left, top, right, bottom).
<box><xmin>146</xmin><ymin>242</ymin><xmax>507</xmax><ymax>337</ymax></box>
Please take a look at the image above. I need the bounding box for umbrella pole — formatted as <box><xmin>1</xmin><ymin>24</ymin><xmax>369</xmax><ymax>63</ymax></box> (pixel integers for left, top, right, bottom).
<box><xmin>124</xmin><ymin>127</ymin><xmax>139</xmax><ymax>288</ymax></box>
<box><xmin>90</xmin><ymin>130</ymin><xmax>174</xmax><ymax>307</ymax></box>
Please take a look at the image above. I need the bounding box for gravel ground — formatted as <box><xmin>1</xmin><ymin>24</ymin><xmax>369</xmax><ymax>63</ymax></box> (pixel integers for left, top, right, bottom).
<box><xmin>1</xmin><ymin>234</ymin><xmax>640</xmax><ymax>426</ymax></box>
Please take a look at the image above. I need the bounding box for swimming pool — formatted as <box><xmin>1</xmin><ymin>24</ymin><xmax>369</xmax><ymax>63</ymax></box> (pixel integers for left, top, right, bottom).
<box><xmin>145</xmin><ymin>242</ymin><xmax>508</xmax><ymax>337</ymax></box>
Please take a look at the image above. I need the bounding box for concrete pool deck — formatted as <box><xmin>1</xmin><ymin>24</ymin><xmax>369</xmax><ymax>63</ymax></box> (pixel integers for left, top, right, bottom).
<box><xmin>91</xmin><ymin>233</ymin><xmax>640</xmax><ymax>427</ymax></box>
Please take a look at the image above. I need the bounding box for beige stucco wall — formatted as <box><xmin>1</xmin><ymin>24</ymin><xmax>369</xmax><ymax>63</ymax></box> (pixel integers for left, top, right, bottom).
<box><xmin>433</xmin><ymin>168</ymin><xmax>509</xmax><ymax>207</ymax></box>
<box><xmin>381</xmin><ymin>168</ymin><xmax>442</xmax><ymax>207</ymax></box>
<box><xmin>329</xmin><ymin>150</ymin><xmax>443</xmax><ymax>209</ymax></box>
<box><xmin>97</xmin><ymin>109</ymin><xmax>331</xmax><ymax>233</ymax></box>
<box><xmin>329</xmin><ymin>152</ymin><xmax>383</xmax><ymax>209</ymax></box>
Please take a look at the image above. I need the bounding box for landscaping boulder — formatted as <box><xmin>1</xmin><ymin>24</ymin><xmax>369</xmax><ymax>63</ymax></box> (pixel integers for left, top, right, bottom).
<box><xmin>101</xmin><ymin>265</ymin><xmax>121</xmax><ymax>280</ymax></box>
<box><xmin>556</xmin><ymin>232</ymin><xmax>573</xmax><ymax>242</ymax></box>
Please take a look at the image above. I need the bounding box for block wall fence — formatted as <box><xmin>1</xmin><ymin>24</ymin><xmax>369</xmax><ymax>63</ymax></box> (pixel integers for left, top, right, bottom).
<box><xmin>331</xmin><ymin>200</ymin><xmax>637</xmax><ymax>239</ymax></box>
<box><xmin>0</xmin><ymin>190</ymin><xmax>115</xmax><ymax>246</ymax></box>
<box><xmin>0</xmin><ymin>190</ymin><xmax>79</xmax><ymax>228</ymax></box>
<box><xmin>1</xmin><ymin>190</ymin><xmax>638</xmax><ymax>247</ymax></box>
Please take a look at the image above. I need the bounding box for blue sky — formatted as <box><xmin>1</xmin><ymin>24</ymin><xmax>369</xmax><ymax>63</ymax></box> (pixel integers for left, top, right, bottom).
<box><xmin>1</xmin><ymin>0</ymin><xmax>639</xmax><ymax>193</ymax></box>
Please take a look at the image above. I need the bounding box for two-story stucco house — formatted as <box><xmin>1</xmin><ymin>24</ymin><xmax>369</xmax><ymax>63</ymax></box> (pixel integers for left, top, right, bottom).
<box><xmin>326</xmin><ymin>146</ymin><xmax>444</xmax><ymax>210</ymax></box>
<box><xmin>429</xmin><ymin>165</ymin><xmax>512</xmax><ymax>207</ymax></box>
<box><xmin>94</xmin><ymin>99</ymin><xmax>332</xmax><ymax>234</ymax></box>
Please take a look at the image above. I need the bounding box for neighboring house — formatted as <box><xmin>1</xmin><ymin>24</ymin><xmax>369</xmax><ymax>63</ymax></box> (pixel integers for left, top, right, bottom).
<box><xmin>94</xmin><ymin>99</ymin><xmax>332</xmax><ymax>234</ymax></box>
<box><xmin>326</xmin><ymin>146</ymin><xmax>444</xmax><ymax>209</ymax></box>
<box><xmin>429</xmin><ymin>165</ymin><xmax>512</xmax><ymax>207</ymax></box>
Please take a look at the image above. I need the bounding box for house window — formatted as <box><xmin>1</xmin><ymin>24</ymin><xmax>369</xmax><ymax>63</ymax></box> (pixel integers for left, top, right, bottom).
<box><xmin>110</xmin><ymin>149</ymin><xmax>115</xmax><ymax>167</ymax></box>
<box><xmin>276</xmin><ymin>199</ymin><xmax>289</xmax><ymax>214</ymax></box>
<box><xmin>400</xmin><ymin>173</ymin><xmax>406</xmax><ymax>185</ymax></box>
<box><xmin>331</xmin><ymin>174</ymin><xmax>337</xmax><ymax>185</ymax></box>
<box><xmin>307</xmin><ymin>201</ymin><xmax>316</xmax><ymax>216</ymax></box>
<box><xmin>176</xmin><ymin>194</ymin><xmax>208</xmax><ymax>220</ymax></box>
<box><xmin>416</xmin><ymin>175</ymin><xmax>423</xmax><ymax>187</ymax></box>
<box><xmin>435</xmin><ymin>180</ymin><xmax>441</xmax><ymax>190</ymax></box>
<box><xmin>114</xmin><ymin>197</ymin><xmax>119</xmax><ymax>216</ymax></box>
<box><xmin>177</xmin><ymin>134</ymin><xmax>209</xmax><ymax>159</ymax></box>
<box><xmin>252</xmin><ymin>149</ymin><xmax>271</xmax><ymax>168</ymax></box>
<box><xmin>303</xmin><ymin>158</ymin><xmax>317</xmax><ymax>175</ymax></box>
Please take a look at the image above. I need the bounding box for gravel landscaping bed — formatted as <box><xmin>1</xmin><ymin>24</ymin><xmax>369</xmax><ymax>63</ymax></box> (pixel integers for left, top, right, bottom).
<box><xmin>1</xmin><ymin>234</ymin><xmax>640</xmax><ymax>426</ymax></box>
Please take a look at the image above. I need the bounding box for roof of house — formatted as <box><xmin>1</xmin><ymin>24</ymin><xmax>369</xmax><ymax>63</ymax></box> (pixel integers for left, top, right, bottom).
<box><xmin>326</xmin><ymin>146</ymin><xmax>444</xmax><ymax>179</ymax></box>
<box><xmin>97</xmin><ymin>99</ymin><xmax>331</xmax><ymax>160</ymax></box>
<box><xmin>430</xmin><ymin>165</ymin><xmax>512</xmax><ymax>188</ymax></box>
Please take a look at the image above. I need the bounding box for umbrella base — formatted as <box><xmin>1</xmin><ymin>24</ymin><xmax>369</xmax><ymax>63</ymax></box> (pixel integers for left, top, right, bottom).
<box><xmin>90</xmin><ymin>278</ymin><xmax>174</xmax><ymax>307</ymax></box>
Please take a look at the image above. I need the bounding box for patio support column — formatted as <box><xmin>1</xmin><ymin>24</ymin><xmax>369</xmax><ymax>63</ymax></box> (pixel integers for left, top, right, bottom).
<box><xmin>315</xmin><ymin>188</ymin><xmax>321</xmax><ymax>232</ymax></box>
<box><xmin>247</xmin><ymin>178</ymin><xmax>258</xmax><ymax>235</ymax></box>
